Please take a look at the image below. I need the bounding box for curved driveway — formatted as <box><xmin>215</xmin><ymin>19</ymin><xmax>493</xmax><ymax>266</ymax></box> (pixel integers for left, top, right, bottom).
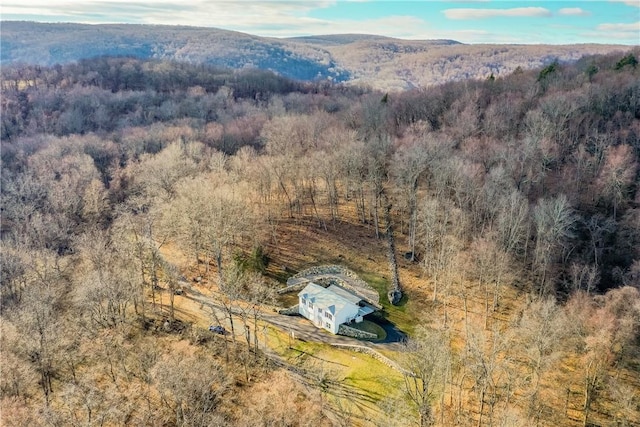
<box><xmin>183</xmin><ymin>286</ymin><xmax>407</xmax><ymax>352</ymax></box>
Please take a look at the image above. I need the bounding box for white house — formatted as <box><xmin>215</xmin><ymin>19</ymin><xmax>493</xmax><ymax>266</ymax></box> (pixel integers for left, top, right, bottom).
<box><xmin>298</xmin><ymin>283</ymin><xmax>375</xmax><ymax>334</ymax></box>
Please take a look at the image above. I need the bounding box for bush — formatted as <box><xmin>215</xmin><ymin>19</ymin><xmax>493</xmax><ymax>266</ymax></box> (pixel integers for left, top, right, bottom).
<box><xmin>615</xmin><ymin>53</ymin><xmax>638</xmax><ymax>70</ymax></box>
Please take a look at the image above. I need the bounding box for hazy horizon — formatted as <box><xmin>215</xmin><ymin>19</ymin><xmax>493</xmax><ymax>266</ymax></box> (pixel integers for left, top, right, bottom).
<box><xmin>2</xmin><ymin>1</ymin><xmax>639</xmax><ymax>45</ymax></box>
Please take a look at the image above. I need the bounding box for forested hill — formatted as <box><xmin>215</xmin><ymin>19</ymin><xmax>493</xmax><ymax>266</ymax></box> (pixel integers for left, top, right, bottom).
<box><xmin>0</xmin><ymin>21</ymin><xmax>629</xmax><ymax>90</ymax></box>
<box><xmin>1</xmin><ymin>48</ymin><xmax>640</xmax><ymax>425</ymax></box>
<box><xmin>2</xmin><ymin>51</ymin><xmax>639</xmax><ymax>292</ymax></box>
<box><xmin>0</xmin><ymin>21</ymin><xmax>349</xmax><ymax>83</ymax></box>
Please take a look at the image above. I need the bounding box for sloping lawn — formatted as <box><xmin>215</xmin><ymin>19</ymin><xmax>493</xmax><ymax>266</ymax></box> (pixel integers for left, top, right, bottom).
<box><xmin>356</xmin><ymin>270</ymin><xmax>416</xmax><ymax>335</ymax></box>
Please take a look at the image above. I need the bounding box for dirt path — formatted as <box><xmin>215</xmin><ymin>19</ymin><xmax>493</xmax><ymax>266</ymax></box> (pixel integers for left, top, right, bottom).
<box><xmin>176</xmin><ymin>285</ymin><xmax>407</xmax><ymax>352</ymax></box>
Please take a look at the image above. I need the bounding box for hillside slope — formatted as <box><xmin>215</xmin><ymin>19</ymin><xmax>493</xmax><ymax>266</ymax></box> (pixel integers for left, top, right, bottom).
<box><xmin>1</xmin><ymin>21</ymin><xmax>628</xmax><ymax>90</ymax></box>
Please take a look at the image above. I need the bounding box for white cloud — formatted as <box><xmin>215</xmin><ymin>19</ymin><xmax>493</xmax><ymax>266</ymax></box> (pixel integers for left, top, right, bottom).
<box><xmin>3</xmin><ymin>0</ymin><xmax>636</xmax><ymax>45</ymax></box>
<box><xmin>2</xmin><ymin>1</ymin><xmax>338</xmax><ymax>29</ymax></box>
<box><xmin>558</xmin><ymin>8</ymin><xmax>591</xmax><ymax>17</ymax></box>
<box><xmin>583</xmin><ymin>21</ymin><xmax>640</xmax><ymax>42</ymax></box>
<box><xmin>443</xmin><ymin>7</ymin><xmax>552</xmax><ymax>20</ymax></box>
<box><xmin>256</xmin><ymin>15</ymin><xmax>431</xmax><ymax>39</ymax></box>
<box><xmin>1</xmin><ymin>1</ymin><xmax>450</xmax><ymax>41</ymax></box>
<box><xmin>583</xmin><ymin>30</ymin><xmax>639</xmax><ymax>42</ymax></box>
<box><xmin>609</xmin><ymin>0</ymin><xmax>640</xmax><ymax>7</ymax></box>
<box><xmin>597</xmin><ymin>21</ymin><xmax>640</xmax><ymax>31</ymax></box>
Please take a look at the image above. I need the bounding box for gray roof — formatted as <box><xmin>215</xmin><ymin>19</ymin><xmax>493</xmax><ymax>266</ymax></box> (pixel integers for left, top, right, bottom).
<box><xmin>327</xmin><ymin>284</ymin><xmax>362</xmax><ymax>305</ymax></box>
<box><xmin>358</xmin><ymin>306</ymin><xmax>375</xmax><ymax>317</ymax></box>
<box><xmin>298</xmin><ymin>282</ymin><xmax>361</xmax><ymax>315</ymax></box>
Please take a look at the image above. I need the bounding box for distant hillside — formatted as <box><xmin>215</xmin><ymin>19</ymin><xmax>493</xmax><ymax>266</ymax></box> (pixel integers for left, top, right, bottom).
<box><xmin>285</xmin><ymin>34</ymin><xmax>460</xmax><ymax>46</ymax></box>
<box><xmin>1</xmin><ymin>21</ymin><xmax>629</xmax><ymax>90</ymax></box>
<box><xmin>0</xmin><ymin>21</ymin><xmax>348</xmax><ymax>83</ymax></box>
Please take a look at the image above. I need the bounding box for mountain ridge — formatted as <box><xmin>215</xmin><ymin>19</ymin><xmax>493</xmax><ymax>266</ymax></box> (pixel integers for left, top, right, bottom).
<box><xmin>1</xmin><ymin>21</ymin><xmax>630</xmax><ymax>90</ymax></box>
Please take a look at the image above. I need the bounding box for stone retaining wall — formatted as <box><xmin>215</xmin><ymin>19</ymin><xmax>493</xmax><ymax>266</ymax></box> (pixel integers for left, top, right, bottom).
<box><xmin>287</xmin><ymin>265</ymin><xmax>380</xmax><ymax>307</ymax></box>
<box><xmin>330</xmin><ymin>343</ymin><xmax>414</xmax><ymax>377</ymax></box>
<box><xmin>278</xmin><ymin>305</ymin><xmax>300</xmax><ymax>316</ymax></box>
<box><xmin>277</xmin><ymin>281</ymin><xmax>309</xmax><ymax>294</ymax></box>
<box><xmin>337</xmin><ymin>324</ymin><xmax>378</xmax><ymax>340</ymax></box>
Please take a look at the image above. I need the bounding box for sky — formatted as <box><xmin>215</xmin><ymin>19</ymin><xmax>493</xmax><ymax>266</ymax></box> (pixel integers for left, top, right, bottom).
<box><xmin>2</xmin><ymin>0</ymin><xmax>639</xmax><ymax>45</ymax></box>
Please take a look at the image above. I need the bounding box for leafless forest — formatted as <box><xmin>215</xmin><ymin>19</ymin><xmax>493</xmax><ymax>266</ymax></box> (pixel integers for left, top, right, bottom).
<box><xmin>1</xmin><ymin>50</ymin><xmax>639</xmax><ymax>426</ymax></box>
<box><xmin>1</xmin><ymin>22</ymin><xmax>627</xmax><ymax>90</ymax></box>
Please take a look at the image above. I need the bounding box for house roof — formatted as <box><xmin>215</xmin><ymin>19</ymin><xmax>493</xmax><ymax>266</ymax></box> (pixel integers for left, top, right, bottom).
<box><xmin>298</xmin><ymin>282</ymin><xmax>362</xmax><ymax>315</ymax></box>
<box><xmin>358</xmin><ymin>306</ymin><xmax>375</xmax><ymax>317</ymax></box>
<box><xmin>327</xmin><ymin>284</ymin><xmax>362</xmax><ymax>305</ymax></box>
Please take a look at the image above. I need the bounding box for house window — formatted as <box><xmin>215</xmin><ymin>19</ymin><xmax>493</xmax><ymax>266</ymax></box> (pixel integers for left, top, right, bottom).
<box><xmin>317</xmin><ymin>308</ymin><xmax>323</xmax><ymax>315</ymax></box>
<box><xmin>301</xmin><ymin>297</ymin><xmax>306</xmax><ymax>305</ymax></box>
<box><xmin>325</xmin><ymin>312</ymin><xmax>333</xmax><ymax>320</ymax></box>
<box><xmin>324</xmin><ymin>321</ymin><xmax>331</xmax><ymax>329</ymax></box>
<box><xmin>308</xmin><ymin>301</ymin><xmax>313</xmax><ymax>309</ymax></box>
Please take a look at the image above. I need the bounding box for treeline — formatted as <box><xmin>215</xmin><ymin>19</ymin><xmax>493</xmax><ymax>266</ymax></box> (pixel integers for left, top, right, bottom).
<box><xmin>0</xmin><ymin>57</ymin><xmax>355</xmax><ymax>141</ymax></box>
<box><xmin>1</xmin><ymin>51</ymin><xmax>639</xmax><ymax>425</ymax></box>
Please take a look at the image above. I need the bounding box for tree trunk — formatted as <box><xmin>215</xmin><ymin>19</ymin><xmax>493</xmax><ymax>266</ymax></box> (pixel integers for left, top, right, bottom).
<box><xmin>373</xmin><ymin>191</ymin><xmax>380</xmax><ymax>239</ymax></box>
<box><xmin>253</xmin><ymin>311</ymin><xmax>259</xmax><ymax>353</ymax></box>
<box><xmin>169</xmin><ymin>288</ymin><xmax>175</xmax><ymax>321</ymax></box>
<box><xmin>309</xmin><ymin>189</ymin><xmax>326</xmax><ymax>231</ymax></box>
<box><xmin>383</xmin><ymin>194</ymin><xmax>402</xmax><ymax>305</ymax></box>
<box><xmin>408</xmin><ymin>180</ymin><xmax>418</xmax><ymax>261</ymax></box>
<box><xmin>477</xmin><ymin>386</ymin><xmax>486</xmax><ymax>427</ymax></box>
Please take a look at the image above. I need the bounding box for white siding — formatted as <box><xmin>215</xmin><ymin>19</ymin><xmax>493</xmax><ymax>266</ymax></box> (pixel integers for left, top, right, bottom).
<box><xmin>332</xmin><ymin>304</ymin><xmax>359</xmax><ymax>333</ymax></box>
<box><xmin>297</xmin><ymin>283</ymin><xmax>366</xmax><ymax>334</ymax></box>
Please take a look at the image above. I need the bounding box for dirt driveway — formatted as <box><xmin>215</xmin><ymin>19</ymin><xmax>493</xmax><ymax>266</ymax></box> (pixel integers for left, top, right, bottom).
<box><xmin>174</xmin><ymin>284</ymin><xmax>407</xmax><ymax>352</ymax></box>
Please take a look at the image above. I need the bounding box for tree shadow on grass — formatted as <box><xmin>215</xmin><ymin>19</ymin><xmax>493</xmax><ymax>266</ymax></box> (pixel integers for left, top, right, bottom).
<box><xmin>289</xmin><ymin>347</ymin><xmax>349</xmax><ymax>367</ymax></box>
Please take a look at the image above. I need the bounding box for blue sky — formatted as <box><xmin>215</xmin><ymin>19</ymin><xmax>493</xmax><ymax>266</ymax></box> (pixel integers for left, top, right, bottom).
<box><xmin>2</xmin><ymin>1</ymin><xmax>639</xmax><ymax>44</ymax></box>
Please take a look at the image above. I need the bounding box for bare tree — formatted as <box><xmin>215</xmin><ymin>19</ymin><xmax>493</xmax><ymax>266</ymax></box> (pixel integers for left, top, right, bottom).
<box><xmin>516</xmin><ymin>297</ymin><xmax>566</xmax><ymax>420</ymax></box>
<box><xmin>583</xmin><ymin>213</ymin><xmax>615</xmax><ymax>270</ymax></box>
<box><xmin>170</xmin><ymin>175</ymin><xmax>252</xmax><ymax>282</ymax></box>
<box><xmin>402</xmin><ymin>327</ymin><xmax>451</xmax><ymax>427</ymax></box>
<box><xmin>75</xmin><ymin>229</ymin><xmax>136</xmax><ymax>328</ymax></box>
<box><xmin>596</xmin><ymin>144</ymin><xmax>637</xmax><ymax>221</ymax></box>
<box><xmin>0</xmin><ymin>242</ymin><xmax>28</xmax><ymax>308</ymax></box>
<box><xmin>10</xmin><ymin>250</ymin><xmax>70</xmax><ymax>404</ymax></box>
<box><xmin>568</xmin><ymin>262</ymin><xmax>600</xmax><ymax>296</ymax></box>
<box><xmin>392</xmin><ymin>137</ymin><xmax>430</xmax><ymax>260</ymax></box>
<box><xmin>495</xmin><ymin>189</ymin><xmax>530</xmax><ymax>258</ymax></box>
<box><xmin>153</xmin><ymin>353</ymin><xmax>231</xmax><ymax>427</ymax></box>
<box><xmin>340</xmin><ymin>139</ymin><xmax>369</xmax><ymax>224</ymax></box>
<box><xmin>463</xmin><ymin>324</ymin><xmax>512</xmax><ymax>427</ymax></box>
<box><xmin>243</xmin><ymin>273</ymin><xmax>276</xmax><ymax>353</ymax></box>
<box><xmin>581</xmin><ymin>315</ymin><xmax>614</xmax><ymax>427</ymax></box>
<box><xmin>241</xmin><ymin>370</ymin><xmax>326</xmax><ymax>426</ymax></box>
<box><xmin>465</xmin><ymin>235</ymin><xmax>513</xmax><ymax>328</ymax></box>
<box><xmin>608</xmin><ymin>378</ymin><xmax>639</xmax><ymax>427</ymax></box>
<box><xmin>162</xmin><ymin>261</ymin><xmax>181</xmax><ymax>322</ymax></box>
<box><xmin>418</xmin><ymin>198</ymin><xmax>466</xmax><ymax>303</ymax></box>
<box><xmin>112</xmin><ymin>197</ymin><xmax>170</xmax><ymax>314</ymax></box>
<box><xmin>532</xmin><ymin>195</ymin><xmax>577</xmax><ymax>297</ymax></box>
<box><xmin>365</xmin><ymin>134</ymin><xmax>393</xmax><ymax>239</ymax></box>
